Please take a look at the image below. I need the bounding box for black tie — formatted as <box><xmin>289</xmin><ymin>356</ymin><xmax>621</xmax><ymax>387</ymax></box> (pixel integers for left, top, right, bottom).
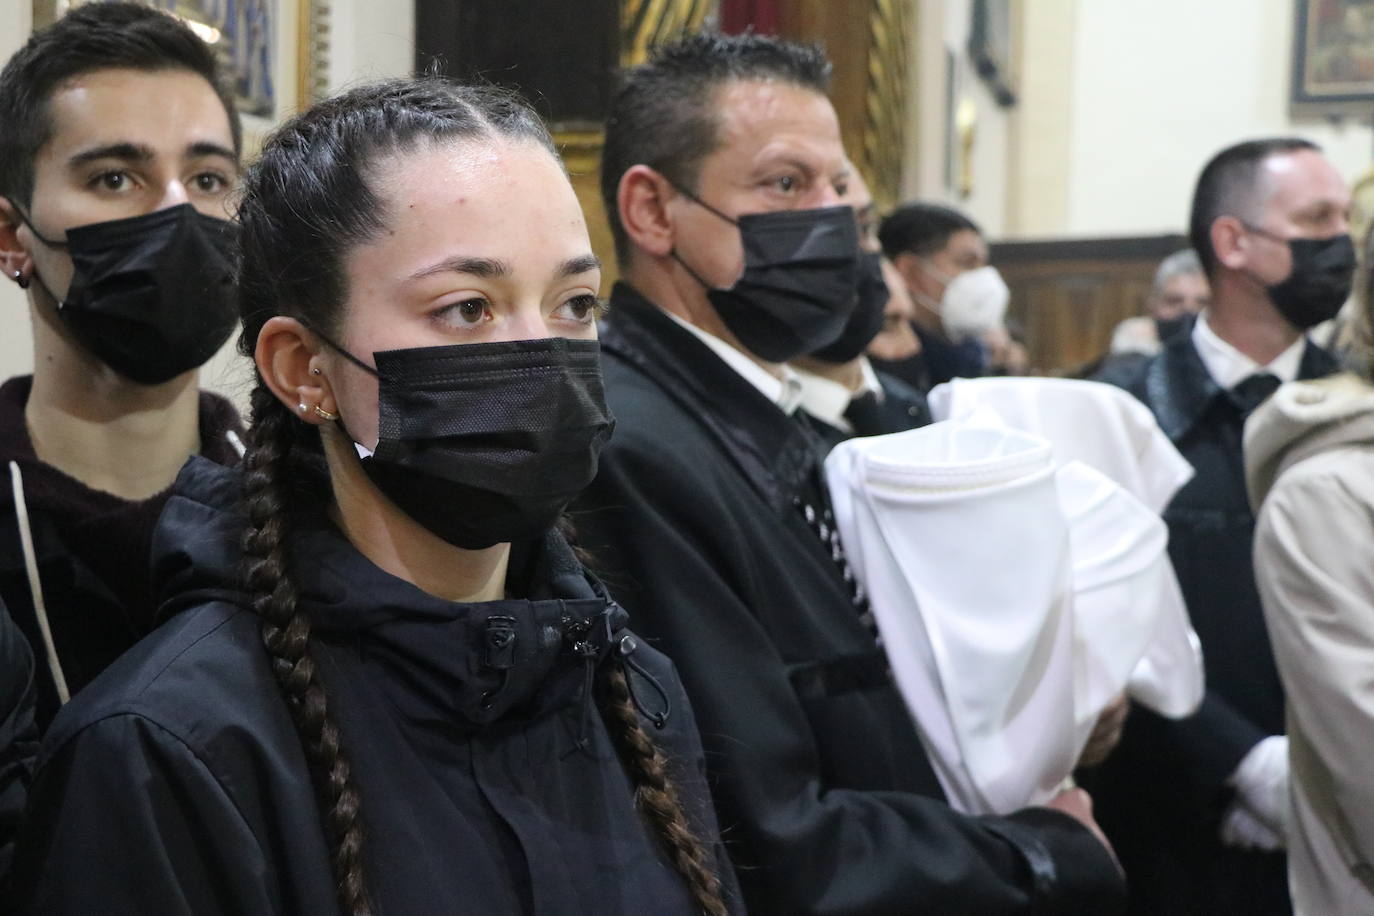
<box><xmin>1230</xmin><ymin>372</ymin><xmax>1281</xmax><ymax>414</ymax></box>
<box><xmin>844</xmin><ymin>391</ymin><xmax>884</xmax><ymax>438</ymax></box>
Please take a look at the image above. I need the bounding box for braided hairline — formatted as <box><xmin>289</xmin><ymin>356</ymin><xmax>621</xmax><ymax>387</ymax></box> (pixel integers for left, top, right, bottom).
<box><xmin>598</xmin><ymin>665</ymin><xmax>729</xmax><ymax>916</ymax></box>
<box><xmin>241</xmin><ymin>384</ymin><xmax>374</xmax><ymax>916</ymax></box>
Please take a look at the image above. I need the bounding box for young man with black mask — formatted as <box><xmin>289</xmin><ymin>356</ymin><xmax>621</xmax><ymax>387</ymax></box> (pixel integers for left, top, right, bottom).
<box><xmin>575</xmin><ymin>31</ymin><xmax>1125</xmax><ymax>915</ymax></box>
<box><xmin>0</xmin><ymin>3</ymin><xmax>244</xmax><ymax>731</ymax></box>
<box><xmin>1088</xmin><ymin>137</ymin><xmax>1350</xmax><ymax>915</ymax></box>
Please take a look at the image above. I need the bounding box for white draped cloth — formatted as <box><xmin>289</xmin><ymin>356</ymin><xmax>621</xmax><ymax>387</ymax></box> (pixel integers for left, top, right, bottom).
<box><xmin>825</xmin><ymin>377</ymin><xmax>1204</xmax><ymax>816</ymax></box>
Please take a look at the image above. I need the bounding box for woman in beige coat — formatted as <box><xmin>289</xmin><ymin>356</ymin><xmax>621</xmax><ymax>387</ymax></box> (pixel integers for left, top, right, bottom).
<box><xmin>1247</xmin><ymin>281</ymin><xmax>1374</xmax><ymax>913</ymax></box>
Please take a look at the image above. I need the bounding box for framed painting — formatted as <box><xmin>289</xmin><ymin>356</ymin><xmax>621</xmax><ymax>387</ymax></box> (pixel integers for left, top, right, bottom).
<box><xmin>1293</xmin><ymin>0</ymin><xmax>1374</xmax><ymax>109</ymax></box>
<box><xmin>31</xmin><ymin>0</ymin><xmax>328</xmax><ymax>124</ymax></box>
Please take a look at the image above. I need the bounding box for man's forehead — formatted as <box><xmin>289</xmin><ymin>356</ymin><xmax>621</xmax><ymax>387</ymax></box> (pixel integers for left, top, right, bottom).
<box><xmin>44</xmin><ymin>67</ymin><xmax>233</xmax><ymax>156</ymax></box>
<box><xmin>1261</xmin><ymin>149</ymin><xmax>1349</xmax><ymax>209</ymax></box>
<box><xmin>712</xmin><ymin>79</ymin><xmax>843</xmax><ymax>158</ymax></box>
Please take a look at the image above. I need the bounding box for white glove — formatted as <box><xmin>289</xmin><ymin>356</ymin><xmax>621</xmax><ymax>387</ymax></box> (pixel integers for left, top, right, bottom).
<box><xmin>1220</xmin><ymin>735</ymin><xmax>1289</xmax><ymax>850</ymax></box>
<box><xmin>1220</xmin><ymin>798</ymin><xmax>1283</xmax><ymax>851</ymax></box>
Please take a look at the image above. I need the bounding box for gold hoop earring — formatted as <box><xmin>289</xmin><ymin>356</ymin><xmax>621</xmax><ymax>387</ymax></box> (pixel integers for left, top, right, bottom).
<box><xmin>313</xmin><ymin>405</ymin><xmax>338</xmax><ymax>421</ymax></box>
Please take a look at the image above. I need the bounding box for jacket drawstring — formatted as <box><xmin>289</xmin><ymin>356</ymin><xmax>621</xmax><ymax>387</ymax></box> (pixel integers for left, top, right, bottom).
<box><xmin>8</xmin><ymin>460</ymin><xmax>70</xmax><ymax>704</ymax></box>
<box><xmin>616</xmin><ymin>633</ymin><xmax>671</xmax><ymax>730</ymax></box>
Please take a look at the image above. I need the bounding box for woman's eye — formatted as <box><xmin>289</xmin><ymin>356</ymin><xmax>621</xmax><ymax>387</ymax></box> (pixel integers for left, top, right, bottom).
<box><xmin>436</xmin><ymin>297</ymin><xmax>491</xmax><ymax>327</ymax></box>
<box><xmin>556</xmin><ymin>294</ymin><xmax>604</xmax><ymax>324</ymax></box>
<box><xmin>773</xmin><ymin>175</ymin><xmax>797</xmax><ymax>193</ymax></box>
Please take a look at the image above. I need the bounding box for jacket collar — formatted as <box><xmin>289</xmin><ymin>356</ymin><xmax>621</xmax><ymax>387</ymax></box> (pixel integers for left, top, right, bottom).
<box><xmin>600</xmin><ymin>282</ymin><xmax>821</xmax><ymax>512</ymax></box>
<box><xmin>1145</xmin><ymin>331</ymin><xmax>1338</xmax><ymax>442</ymax></box>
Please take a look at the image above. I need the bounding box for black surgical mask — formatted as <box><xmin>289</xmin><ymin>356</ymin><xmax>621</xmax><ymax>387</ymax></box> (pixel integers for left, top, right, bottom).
<box><xmin>811</xmin><ymin>251</ymin><xmax>890</xmax><ymax>363</ymax></box>
<box><xmin>320</xmin><ymin>334</ymin><xmax>615</xmax><ymax>550</ymax></box>
<box><xmin>18</xmin><ymin>203</ymin><xmax>240</xmax><ymax>385</ymax></box>
<box><xmin>1154</xmin><ymin>314</ymin><xmax>1190</xmax><ymax>342</ymax></box>
<box><xmin>672</xmin><ymin>193</ymin><xmax>861</xmax><ymax>362</ymax></box>
<box><xmin>1245</xmin><ymin>225</ymin><xmax>1355</xmax><ymax>330</ymax></box>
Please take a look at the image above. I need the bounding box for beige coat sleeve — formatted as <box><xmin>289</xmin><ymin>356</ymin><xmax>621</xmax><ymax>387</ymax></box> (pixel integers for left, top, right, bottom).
<box><xmin>1255</xmin><ymin>455</ymin><xmax>1374</xmax><ymax>862</ymax></box>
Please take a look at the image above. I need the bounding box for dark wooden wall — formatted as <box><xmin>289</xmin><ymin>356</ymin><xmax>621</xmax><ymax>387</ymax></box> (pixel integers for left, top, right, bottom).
<box><xmin>992</xmin><ymin>234</ymin><xmax>1190</xmax><ymax>375</ymax></box>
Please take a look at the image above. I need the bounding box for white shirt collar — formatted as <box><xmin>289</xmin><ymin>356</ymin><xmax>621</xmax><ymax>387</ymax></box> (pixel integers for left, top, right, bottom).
<box><xmin>794</xmin><ymin>358</ymin><xmax>885</xmax><ymax>432</ymax></box>
<box><xmin>664</xmin><ymin>311</ymin><xmax>805</xmax><ymax>414</ymax></box>
<box><xmin>1191</xmin><ymin>311</ymin><xmax>1306</xmax><ymax>390</ymax></box>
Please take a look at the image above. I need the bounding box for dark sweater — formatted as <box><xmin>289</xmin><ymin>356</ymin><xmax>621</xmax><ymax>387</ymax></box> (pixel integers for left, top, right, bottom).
<box><xmin>0</xmin><ymin>376</ymin><xmax>242</xmax><ymax>728</ymax></box>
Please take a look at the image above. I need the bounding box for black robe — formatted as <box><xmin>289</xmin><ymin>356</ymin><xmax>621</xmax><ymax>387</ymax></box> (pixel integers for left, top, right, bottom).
<box><xmin>574</xmin><ymin>283</ymin><xmax>1126</xmax><ymax>915</ymax></box>
<box><xmin>1088</xmin><ymin>331</ymin><xmax>1338</xmax><ymax>915</ymax></box>
<box><xmin>12</xmin><ymin>457</ymin><xmax>740</xmax><ymax>915</ymax></box>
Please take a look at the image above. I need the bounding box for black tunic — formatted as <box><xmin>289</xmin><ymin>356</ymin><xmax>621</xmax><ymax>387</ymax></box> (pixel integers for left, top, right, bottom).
<box><xmin>11</xmin><ymin>457</ymin><xmax>740</xmax><ymax>915</ymax></box>
<box><xmin>1089</xmin><ymin>331</ymin><xmax>1338</xmax><ymax>915</ymax></box>
<box><xmin>574</xmin><ymin>283</ymin><xmax>1126</xmax><ymax>915</ymax></box>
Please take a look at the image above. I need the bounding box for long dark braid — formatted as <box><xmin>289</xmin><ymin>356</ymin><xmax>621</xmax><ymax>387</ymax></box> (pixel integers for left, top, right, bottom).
<box><xmin>236</xmin><ymin>76</ymin><xmax>727</xmax><ymax>914</ymax></box>
<box><xmin>240</xmin><ymin>385</ymin><xmax>372</xmax><ymax>915</ymax></box>
<box><xmin>598</xmin><ymin>666</ymin><xmax>728</xmax><ymax>916</ymax></box>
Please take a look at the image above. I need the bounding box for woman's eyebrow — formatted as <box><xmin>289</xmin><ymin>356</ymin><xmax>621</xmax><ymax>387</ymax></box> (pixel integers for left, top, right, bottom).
<box><xmin>408</xmin><ymin>256</ymin><xmax>512</xmax><ymax>282</ymax></box>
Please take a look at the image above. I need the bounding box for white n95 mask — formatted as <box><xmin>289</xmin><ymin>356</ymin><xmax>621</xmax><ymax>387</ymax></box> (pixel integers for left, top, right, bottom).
<box><xmin>940</xmin><ymin>266</ymin><xmax>1009</xmax><ymax>340</ymax></box>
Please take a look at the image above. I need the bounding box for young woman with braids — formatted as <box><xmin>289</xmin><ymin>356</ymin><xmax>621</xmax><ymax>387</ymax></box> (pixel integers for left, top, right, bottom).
<box><xmin>11</xmin><ymin>78</ymin><xmax>738</xmax><ymax>915</ymax></box>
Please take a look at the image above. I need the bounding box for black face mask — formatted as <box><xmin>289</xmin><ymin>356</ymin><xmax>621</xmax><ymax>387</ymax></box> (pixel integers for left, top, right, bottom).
<box><xmin>811</xmin><ymin>251</ymin><xmax>890</xmax><ymax>363</ymax></box>
<box><xmin>672</xmin><ymin>193</ymin><xmax>861</xmax><ymax>362</ymax></box>
<box><xmin>19</xmin><ymin>203</ymin><xmax>240</xmax><ymax>385</ymax></box>
<box><xmin>320</xmin><ymin>335</ymin><xmax>616</xmax><ymax>550</ymax></box>
<box><xmin>1245</xmin><ymin>226</ymin><xmax>1355</xmax><ymax>330</ymax></box>
<box><xmin>1154</xmin><ymin>314</ymin><xmax>1190</xmax><ymax>343</ymax></box>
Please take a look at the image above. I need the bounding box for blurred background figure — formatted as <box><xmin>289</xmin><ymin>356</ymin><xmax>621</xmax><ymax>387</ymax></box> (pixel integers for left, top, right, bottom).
<box><xmin>875</xmin><ymin>202</ymin><xmax>1015</xmax><ymax>391</ymax></box>
<box><xmin>1092</xmin><ymin>248</ymin><xmax>1211</xmax><ymax>385</ymax></box>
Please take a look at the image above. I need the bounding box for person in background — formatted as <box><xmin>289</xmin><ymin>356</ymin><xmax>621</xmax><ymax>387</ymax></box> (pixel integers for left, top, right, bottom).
<box><xmin>1090</xmin><ymin>137</ymin><xmax>1351</xmax><ymax>915</ymax></box>
<box><xmin>792</xmin><ymin>165</ymin><xmax>930</xmax><ymax>443</ymax></box>
<box><xmin>1246</xmin><ymin>223</ymin><xmax>1374</xmax><ymax>916</ymax></box>
<box><xmin>0</xmin><ymin>2</ymin><xmax>244</xmax><ymax>731</ymax></box>
<box><xmin>576</xmin><ymin>30</ymin><xmax>1125</xmax><ymax>915</ymax></box>
<box><xmin>1092</xmin><ymin>248</ymin><xmax>1211</xmax><ymax>385</ymax></box>
<box><xmin>12</xmin><ymin>77</ymin><xmax>738</xmax><ymax>916</ymax></box>
<box><xmin>876</xmin><ymin>201</ymin><xmax>1016</xmax><ymax>390</ymax></box>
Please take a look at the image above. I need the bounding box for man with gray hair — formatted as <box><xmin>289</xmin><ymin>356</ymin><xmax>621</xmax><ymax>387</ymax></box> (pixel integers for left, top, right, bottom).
<box><xmin>1094</xmin><ymin>249</ymin><xmax>1211</xmax><ymax>384</ymax></box>
<box><xmin>1089</xmin><ymin>138</ymin><xmax>1350</xmax><ymax>914</ymax></box>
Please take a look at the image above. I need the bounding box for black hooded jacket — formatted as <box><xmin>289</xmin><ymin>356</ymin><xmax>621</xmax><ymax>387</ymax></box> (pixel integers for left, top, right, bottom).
<box><xmin>11</xmin><ymin>457</ymin><xmax>739</xmax><ymax>915</ymax></box>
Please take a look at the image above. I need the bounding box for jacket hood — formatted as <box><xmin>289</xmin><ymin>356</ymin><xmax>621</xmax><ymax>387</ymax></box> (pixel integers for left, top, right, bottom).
<box><xmin>151</xmin><ymin>456</ymin><xmax>641</xmax><ymax>729</ymax></box>
<box><xmin>1245</xmin><ymin>372</ymin><xmax>1374</xmax><ymax>510</ymax></box>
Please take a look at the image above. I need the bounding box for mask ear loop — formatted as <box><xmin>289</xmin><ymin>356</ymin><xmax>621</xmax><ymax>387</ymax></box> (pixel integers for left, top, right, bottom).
<box><xmin>9</xmin><ymin>205</ymin><xmax>68</xmax><ymax>249</ymax></box>
<box><xmin>666</xmin><ymin>184</ymin><xmax>740</xmax><ymax>294</ymax></box>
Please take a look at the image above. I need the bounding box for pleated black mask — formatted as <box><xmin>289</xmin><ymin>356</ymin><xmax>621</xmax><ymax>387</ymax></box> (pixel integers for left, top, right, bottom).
<box><xmin>673</xmin><ymin>194</ymin><xmax>861</xmax><ymax>363</ymax></box>
<box><xmin>810</xmin><ymin>251</ymin><xmax>890</xmax><ymax>363</ymax></box>
<box><xmin>322</xmin><ymin>335</ymin><xmax>616</xmax><ymax>550</ymax></box>
<box><xmin>20</xmin><ymin>203</ymin><xmax>240</xmax><ymax>385</ymax></box>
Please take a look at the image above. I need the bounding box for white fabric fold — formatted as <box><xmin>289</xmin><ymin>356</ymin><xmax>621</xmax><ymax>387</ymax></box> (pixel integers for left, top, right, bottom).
<box><xmin>928</xmin><ymin>376</ymin><xmax>1203</xmax><ymax>718</ymax></box>
<box><xmin>826</xmin><ymin>377</ymin><xmax>1205</xmax><ymax>815</ymax></box>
